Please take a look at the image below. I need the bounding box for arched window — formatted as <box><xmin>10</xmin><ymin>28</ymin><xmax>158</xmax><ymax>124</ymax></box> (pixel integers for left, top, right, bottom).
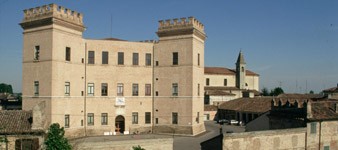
<box><xmin>241</xmin><ymin>67</ymin><xmax>244</xmax><ymax>72</ymax></box>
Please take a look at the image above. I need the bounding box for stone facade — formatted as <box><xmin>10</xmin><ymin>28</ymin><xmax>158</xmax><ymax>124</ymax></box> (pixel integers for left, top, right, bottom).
<box><xmin>20</xmin><ymin>4</ymin><xmax>205</xmax><ymax>138</ymax></box>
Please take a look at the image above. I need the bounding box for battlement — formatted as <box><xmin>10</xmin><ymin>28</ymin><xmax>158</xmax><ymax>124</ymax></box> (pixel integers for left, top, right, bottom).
<box><xmin>158</xmin><ymin>17</ymin><xmax>204</xmax><ymax>32</ymax></box>
<box><xmin>22</xmin><ymin>4</ymin><xmax>83</xmax><ymax>26</ymax></box>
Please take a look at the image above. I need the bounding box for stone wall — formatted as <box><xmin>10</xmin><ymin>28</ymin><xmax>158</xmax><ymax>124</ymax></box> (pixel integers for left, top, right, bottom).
<box><xmin>71</xmin><ymin>135</ymin><xmax>173</xmax><ymax>150</ymax></box>
<box><xmin>223</xmin><ymin>128</ymin><xmax>306</xmax><ymax>150</ymax></box>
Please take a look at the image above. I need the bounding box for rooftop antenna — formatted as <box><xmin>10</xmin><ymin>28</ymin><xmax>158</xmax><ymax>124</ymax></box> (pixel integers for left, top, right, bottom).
<box><xmin>110</xmin><ymin>14</ymin><xmax>113</xmax><ymax>38</ymax></box>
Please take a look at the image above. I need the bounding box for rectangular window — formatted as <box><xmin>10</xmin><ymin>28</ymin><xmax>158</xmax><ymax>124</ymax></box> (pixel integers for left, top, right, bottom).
<box><xmin>132</xmin><ymin>84</ymin><xmax>139</xmax><ymax>96</ymax></box>
<box><xmin>65</xmin><ymin>82</ymin><xmax>70</xmax><ymax>96</ymax></box>
<box><xmin>145</xmin><ymin>84</ymin><xmax>151</xmax><ymax>96</ymax></box>
<box><xmin>34</xmin><ymin>81</ymin><xmax>39</xmax><ymax>96</ymax></box>
<box><xmin>101</xmin><ymin>113</ymin><xmax>108</xmax><ymax>125</ymax></box>
<box><xmin>224</xmin><ymin>79</ymin><xmax>227</xmax><ymax>86</ymax></box>
<box><xmin>102</xmin><ymin>51</ymin><xmax>108</xmax><ymax>64</ymax></box>
<box><xmin>65</xmin><ymin>47</ymin><xmax>71</xmax><ymax>61</ymax></box>
<box><xmin>156</xmin><ymin>61</ymin><xmax>159</xmax><ymax>66</ymax></box>
<box><xmin>133</xmin><ymin>53</ymin><xmax>139</xmax><ymax>65</ymax></box>
<box><xmin>88</xmin><ymin>83</ymin><xmax>94</xmax><ymax>96</ymax></box>
<box><xmin>196</xmin><ymin>112</ymin><xmax>200</xmax><ymax>123</ymax></box>
<box><xmin>65</xmin><ymin>114</ymin><xmax>70</xmax><ymax>128</ymax></box>
<box><xmin>324</xmin><ymin>146</ymin><xmax>330</xmax><ymax>150</ymax></box>
<box><xmin>173</xmin><ymin>52</ymin><xmax>178</xmax><ymax>65</ymax></box>
<box><xmin>117</xmin><ymin>83</ymin><xmax>123</xmax><ymax>96</ymax></box>
<box><xmin>145</xmin><ymin>112</ymin><xmax>151</xmax><ymax>124</ymax></box>
<box><xmin>88</xmin><ymin>51</ymin><xmax>95</xmax><ymax>64</ymax></box>
<box><xmin>172</xmin><ymin>112</ymin><xmax>178</xmax><ymax>124</ymax></box>
<box><xmin>310</xmin><ymin>122</ymin><xmax>316</xmax><ymax>134</ymax></box>
<box><xmin>206</xmin><ymin>78</ymin><xmax>210</xmax><ymax>86</ymax></box>
<box><xmin>156</xmin><ymin>118</ymin><xmax>158</xmax><ymax>124</ymax></box>
<box><xmin>34</xmin><ymin>45</ymin><xmax>40</xmax><ymax>60</ymax></box>
<box><xmin>198</xmin><ymin>84</ymin><xmax>200</xmax><ymax>96</ymax></box>
<box><xmin>198</xmin><ymin>53</ymin><xmax>200</xmax><ymax>66</ymax></box>
<box><xmin>101</xmin><ymin>83</ymin><xmax>108</xmax><ymax>96</ymax></box>
<box><xmin>132</xmin><ymin>112</ymin><xmax>138</xmax><ymax>124</ymax></box>
<box><xmin>118</xmin><ymin>52</ymin><xmax>124</xmax><ymax>65</ymax></box>
<box><xmin>172</xmin><ymin>83</ymin><xmax>178</xmax><ymax>96</ymax></box>
<box><xmin>146</xmin><ymin>53</ymin><xmax>151</xmax><ymax>66</ymax></box>
<box><xmin>87</xmin><ymin>113</ymin><xmax>94</xmax><ymax>126</ymax></box>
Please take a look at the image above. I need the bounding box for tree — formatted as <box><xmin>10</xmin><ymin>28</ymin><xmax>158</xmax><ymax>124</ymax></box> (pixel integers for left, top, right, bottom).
<box><xmin>45</xmin><ymin>123</ymin><xmax>71</xmax><ymax>150</ymax></box>
<box><xmin>270</xmin><ymin>87</ymin><xmax>284</xmax><ymax>96</ymax></box>
<box><xmin>133</xmin><ymin>145</ymin><xmax>145</xmax><ymax>150</ymax></box>
<box><xmin>0</xmin><ymin>83</ymin><xmax>13</xmax><ymax>94</ymax></box>
<box><xmin>261</xmin><ymin>87</ymin><xmax>270</xmax><ymax>96</ymax></box>
<box><xmin>309</xmin><ymin>90</ymin><xmax>314</xmax><ymax>94</ymax></box>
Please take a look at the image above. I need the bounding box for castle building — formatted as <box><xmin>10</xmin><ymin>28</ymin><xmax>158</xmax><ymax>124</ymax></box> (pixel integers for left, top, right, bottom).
<box><xmin>20</xmin><ymin>4</ymin><xmax>205</xmax><ymax>137</ymax></box>
<box><xmin>204</xmin><ymin>52</ymin><xmax>260</xmax><ymax>105</ymax></box>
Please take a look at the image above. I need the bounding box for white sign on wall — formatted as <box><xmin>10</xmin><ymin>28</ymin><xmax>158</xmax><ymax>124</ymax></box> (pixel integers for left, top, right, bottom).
<box><xmin>116</xmin><ymin>97</ymin><xmax>125</xmax><ymax>106</ymax></box>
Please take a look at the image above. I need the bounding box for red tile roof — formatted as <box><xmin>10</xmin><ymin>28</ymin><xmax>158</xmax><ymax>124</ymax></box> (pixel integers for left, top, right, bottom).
<box><xmin>204</xmin><ymin>105</ymin><xmax>218</xmax><ymax>111</ymax></box>
<box><xmin>323</xmin><ymin>86</ymin><xmax>338</xmax><ymax>93</ymax></box>
<box><xmin>0</xmin><ymin>110</ymin><xmax>42</xmax><ymax>134</ymax></box>
<box><xmin>204</xmin><ymin>67</ymin><xmax>259</xmax><ymax>76</ymax></box>
<box><xmin>218</xmin><ymin>97</ymin><xmax>273</xmax><ymax>113</ymax></box>
<box><xmin>277</xmin><ymin>93</ymin><xmax>323</xmax><ymax>99</ymax></box>
<box><xmin>309</xmin><ymin>100</ymin><xmax>338</xmax><ymax>121</ymax></box>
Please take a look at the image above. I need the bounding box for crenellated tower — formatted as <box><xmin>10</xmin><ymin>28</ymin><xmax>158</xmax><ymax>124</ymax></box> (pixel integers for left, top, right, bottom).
<box><xmin>20</xmin><ymin>4</ymin><xmax>86</xmax><ymax>136</ymax></box>
<box><xmin>153</xmin><ymin>17</ymin><xmax>206</xmax><ymax>135</ymax></box>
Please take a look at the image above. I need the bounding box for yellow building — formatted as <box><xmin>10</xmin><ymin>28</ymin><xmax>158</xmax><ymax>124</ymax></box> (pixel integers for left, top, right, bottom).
<box><xmin>20</xmin><ymin>4</ymin><xmax>205</xmax><ymax>137</ymax></box>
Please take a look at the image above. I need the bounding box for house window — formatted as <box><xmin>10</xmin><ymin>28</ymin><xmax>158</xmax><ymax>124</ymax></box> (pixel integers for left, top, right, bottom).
<box><xmin>324</xmin><ymin>146</ymin><xmax>330</xmax><ymax>150</ymax></box>
<box><xmin>172</xmin><ymin>83</ymin><xmax>178</xmax><ymax>96</ymax></box>
<box><xmin>101</xmin><ymin>113</ymin><xmax>108</xmax><ymax>125</ymax></box>
<box><xmin>65</xmin><ymin>114</ymin><xmax>70</xmax><ymax>128</ymax></box>
<box><xmin>65</xmin><ymin>47</ymin><xmax>71</xmax><ymax>61</ymax></box>
<box><xmin>132</xmin><ymin>84</ymin><xmax>139</xmax><ymax>96</ymax></box>
<box><xmin>145</xmin><ymin>112</ymin><xmax>151</xmax><ymax>124</ymax></box>
<box><xmin>118</xmin><ymin>52</ymin><xmax>124</xmax><ymax>65</ymax></box>
<box><xmin>87</xmin><ymin>113</ymin><xmax>94</xmax><ymax>125</ymax></box>
<box><xmin>65</xmin><ymin>82</ymin><xmax>70</xmax><ymax>96</ymax></box>
<box><xmin>173</xmin><ymin>52</ymin><xmax>178</xmax><ymax>65</ymax></box>
<box><xmin>156</xmin><ymin>61</ymin><xmax>159</xmax><ymax>66</ymax></box>
<box><xmin>102</xmin><ymin>51</ymin><xmax>108</xmax><ymax>64</ymax></box>
<box><xmin>310</xmin><ymin>122</ymin><xmax>316</xmax><ymax>134</ymax></box>
<box><xmin>117</xmin><ymin>83</ymin><xmax>123</xmax><ymax>96</ymax></box>
<box><xmin>145</xmin><ymin>84</ymin><xmax>151</xmax><ymax>96</ymax></box>
<box><xmin>172</xmin><ymin>112</ymin><xmax>178</xmax><ymax>124</ymax></box>
<box><xmin>34</xmin><ymin>81</ymin><xmax>39</xmax><ymax>96</ymax></box>
<box><xmin>87</xmin><ymin>83</ymin><xmax>94</xmax><ymax>96</ymax></box>
<box><xmin>224</xmin><ymin>79</ymin><xmax>227</xmax><ymax>86</ymax></box>
<box><xmin>156</xmin><ymin>118</ymin><xmax>158</xmax><ymax>124</ymax></box>
<box><xmin>206</xmin><ymin>78</ymin><xmax>210</xmax><ymax>86</ymax></box>
<box><xmin>196</xmin><ymin>112</ymin><xmax>199</xmax><ymax>123</ymax></box>
<box><xmin>198</xmin><ymin>84</ymin><xmax>200</xmax><ymax>96</ymax></box>
<box><xmin>34</xmin><ymin>45</ymin><xmax>40</xmax><ymax>60</ymax></box>
<box><xmin>15</xmin><ymin>139</ymin><xmax>39</xmax><ymax>150</ymax></box>
<box><xmin>101</xmin><ymin>83</ymin><xmax>108</xmax><ymax>96</ymax></box>
<box><xmin>88</xmin><ymin>51</ymin><xmax>95</xmax><ymax>64</ymax></box>
<box><xmin>133</xmin><ymin>53</ymin><xmax>139</xmax><ymax>65</ymax></box>
<box><xmin>132</xmin><ymin>112</ymin><xmax>138</xmax><ymax>124</ymax></box>
<box><xmin>146</xmin><ymin>53</ymin><xmax>151</xmax><ymax>66</ymax></box>
<box><xmin>197</xmin><ymin>53</ymin><xmax>200</xmax><ymax>66</ymax></box>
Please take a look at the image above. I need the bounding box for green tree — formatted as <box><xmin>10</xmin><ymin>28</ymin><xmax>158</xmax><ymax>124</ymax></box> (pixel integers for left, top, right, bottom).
<box><xmin>45</xmin><ymin>123</ymin><xmax>71</xmax><ymax>150</ymax></box>
<box><xmin>261</xmin><ymin>87</ymin><xmax>270</xmax><ymax>96</ymax></box>
<box><xmin>0</xmin><ymin>83</ymin><xmax>13</xmax><ymax>94</ymax></box>
<box><xmin>309</xmin><ymin>90</ymin><xmax>314</xmax><ymax>94</ymax></box>
<box><xmin>133</xmin><ymin>145</ymin><xmax>145</xmax><ymax>150</ymax></box>
<box><xmin>270</xmin><ymin>87</ymin><xmax>284</xmax><ymax>96</ymax></box>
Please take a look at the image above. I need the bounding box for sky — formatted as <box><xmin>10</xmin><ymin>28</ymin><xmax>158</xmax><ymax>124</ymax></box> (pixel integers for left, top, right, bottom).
<box><xmin>0</xmin><ymin>0</ymin><xmax>337</xmax><ymax>93</ymax></box>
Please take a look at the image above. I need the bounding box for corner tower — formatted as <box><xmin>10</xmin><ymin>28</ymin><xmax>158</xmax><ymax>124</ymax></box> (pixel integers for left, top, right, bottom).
<box><xmin>236</xmin><ymin>51</ymin><xmax>246</xmax><ymax>89</ymax></box>
<box><xmin>20</xmin><ymin>4</ymin><xmax>86</xmax><ymax>134</ymax></box>
<box><xmin>153</xmin><ymin>17</ymin><xmax>206</xmax><ymax>135</ymax></box>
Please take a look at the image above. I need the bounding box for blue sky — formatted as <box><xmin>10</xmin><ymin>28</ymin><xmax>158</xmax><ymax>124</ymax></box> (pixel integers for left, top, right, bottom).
<box><xmin>0</xmin><ymin>0</ymin><xmax>337</xmax><ymax>93</ymax></box>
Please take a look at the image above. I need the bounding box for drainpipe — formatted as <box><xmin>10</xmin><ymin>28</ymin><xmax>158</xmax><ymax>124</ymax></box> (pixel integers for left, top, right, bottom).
<box><xmin>318</xmin><ymin>121</ymin><xmax>322</xmax><ymax>150</ymax></box>
<box><xmin>84</xmin><ymin>42</ymin><xmax>87</xmax><ymax>136</ymax></box>
<box><xmin>151</xmin><ymin>42</ymin><xmax>155</xmax><ymax>133</ymax></box>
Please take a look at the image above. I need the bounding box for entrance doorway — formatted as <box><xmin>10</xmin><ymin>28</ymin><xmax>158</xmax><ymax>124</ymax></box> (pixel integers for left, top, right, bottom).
<box><xmin>115</xmin><ymin>115</ymin><xmax>125</xmax><ymax>134</ymax></box>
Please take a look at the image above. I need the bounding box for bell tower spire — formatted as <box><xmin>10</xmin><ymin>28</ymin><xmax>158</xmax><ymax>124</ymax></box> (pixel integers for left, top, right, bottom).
<box><xmin>236</xmin><ymin>50</ymin><xmax>246</xmax><ymax>89</ymax></box>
